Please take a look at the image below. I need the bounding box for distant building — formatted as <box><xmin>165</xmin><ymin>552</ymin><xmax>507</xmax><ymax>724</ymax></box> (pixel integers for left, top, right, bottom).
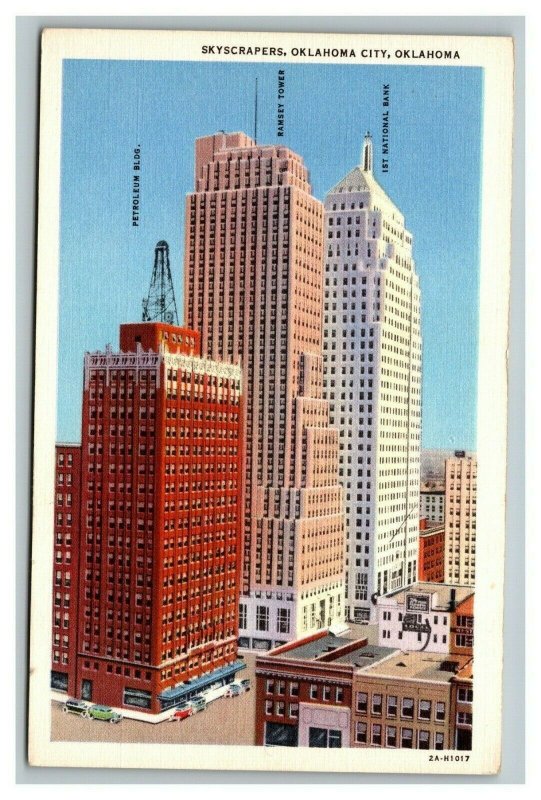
<box><xmin>51</xmin><ymin>444</ymin><xmax>82</xmax><ymax>695</ymax></box>
<box><xmin>376</xmin><ymin>582</ymin><xmax>474</xmax><ymax>654</ymax></box>
<box><xmin>444</xmin><ymin>453</ymin><xmax>477</xmax><ymax>585</ymax></box>
<box><xmin>420</xmin><ymin>488</ymin><xmax>445</xmax><ymax>524</ymax></box>
<box><xmin>255</xmin><ymin>628</ymin><xmax>471</xmax><ymax>749</ymax></box>
<box><xmin>418</xmin><ymin>523</ymin><xmax>445</xmax><ymax>583</ymax></box>
<box><xmin>51</xmin><ymin>321</ymin><xmax>245</xmax><ymax>714</ymax></box>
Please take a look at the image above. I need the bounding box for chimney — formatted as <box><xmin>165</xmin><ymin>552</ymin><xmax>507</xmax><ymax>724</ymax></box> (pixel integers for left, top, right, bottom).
<box><xmin>449</xmin><ymin>588</ymin><xmax>457</xmax><ymax>611</ymax></box>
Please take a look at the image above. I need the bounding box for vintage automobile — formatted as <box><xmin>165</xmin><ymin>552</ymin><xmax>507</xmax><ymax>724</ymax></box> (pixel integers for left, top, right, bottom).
<box><xmin>88</xmin><ymin>704</ymin><xmax>123</xmax><ymax>723</ymax></box>
<box><xmin>61</xmin><ymin>698</ymin><xmax>90</xmax><ymax>717</ymax></box>
<box><xmin>168</xmin><ymin>701</ymin><xmax>194</xmax><ymax>722</ymax></box>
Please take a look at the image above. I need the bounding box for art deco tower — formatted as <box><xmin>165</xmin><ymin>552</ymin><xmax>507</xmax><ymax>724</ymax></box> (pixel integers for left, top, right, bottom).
<box><xmin>184</xmin><ymin>132</ymin><xmax>345</xmax><ymax>649</ymax></box>
<box><xmin>322</xmin><ymin>133</ymin><xmax>422</xmax><ymax>622</ymax></box>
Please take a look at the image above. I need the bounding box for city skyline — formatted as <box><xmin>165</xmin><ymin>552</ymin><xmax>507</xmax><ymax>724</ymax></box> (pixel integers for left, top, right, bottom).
<box><xmin>57</xmin><ymin>60</ymin><xmax>482</xmax><ymax>451</ymax></box>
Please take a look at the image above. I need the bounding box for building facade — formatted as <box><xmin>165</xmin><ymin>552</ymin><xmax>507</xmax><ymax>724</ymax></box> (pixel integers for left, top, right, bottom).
<box><xmin>444</xmin><ymin>453</ymin><xmax>477</xmax><ymax>585</ymax></box>
<box><xmin>449</xmin><ymin>593</ymin><xmax>474</xmax><ymax>657</ymax></box>
<box><xmin>376</xmin><ymin>582</ymin><xmax>474</xmax><ymax>654</ymax></box>
<box><xmin>53</xmin><ymin>321</ymin><xmax>245</xmax><ymax>714</ymax></box>
<box><xmin>418</xmin><ymin>523</ymin><xmax>445</xmax><ymax>583</ymax></box>
<box><xmin>184</xmin><ymin>132</ymin><xmax>346</xmax><ymax>649</ymax></box>
<box><xmin>420</xmin><ymin>488</ymin><xmax>445</xmax><ymax>524</ymax></box>
<box><xmin>321</xmin><ymin>133</ymin><xmax>422</xmax><ymax>622</ymax></box>
<box><xmin>255</xmin><ymin>629</ymin><xmax>470</xmax><ymax>749</ymax></box>
<box><xmin>51</xmin><ymin>444</ymin><xmax>82</xmax><ymax>696</ymax></box>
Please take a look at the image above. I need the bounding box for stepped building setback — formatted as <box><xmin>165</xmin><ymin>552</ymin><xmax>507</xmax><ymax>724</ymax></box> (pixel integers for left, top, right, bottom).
<box><xmin>51</xmin><ymin>321</ymin><xmax>245</xmax><ymax>714</ymax></box>
<box><xmin>184</xmin><ymin>132</ymin><xmax>346</xmax><ymax>649</ymax></box>
<box><xmin>322</xmin><ymin>133</ymin><xmax>422</xmax><ymax>622</ymax></box>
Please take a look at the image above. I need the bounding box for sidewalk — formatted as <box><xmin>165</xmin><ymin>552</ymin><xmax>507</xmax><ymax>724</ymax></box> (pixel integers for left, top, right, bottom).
<box><xmin>51</xmin><ymin>691</ymin><xmax>173</xmax><ymax>724</ymax></box>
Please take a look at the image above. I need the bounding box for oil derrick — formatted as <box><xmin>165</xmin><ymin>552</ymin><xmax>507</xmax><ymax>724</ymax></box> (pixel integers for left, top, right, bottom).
<box><xmin>142</xmin><ymin>240</ymin><xmax>179</xmax><ymax>325</ymax></box>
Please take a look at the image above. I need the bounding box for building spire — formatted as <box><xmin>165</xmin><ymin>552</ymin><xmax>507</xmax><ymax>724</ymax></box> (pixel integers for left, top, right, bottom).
<box><xmin>361</xmin><ymin>131</ymin><xmax>373</xmax><ymax>173</ymax></box>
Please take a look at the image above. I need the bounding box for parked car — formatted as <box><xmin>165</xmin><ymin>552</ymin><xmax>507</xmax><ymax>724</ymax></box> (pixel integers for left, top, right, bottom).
<box><xmin>169</xmin><ymin>701</ymin><xmax>194</xmax><ymax>721</ymax></box>
<box><xmin>202</xmin><ymin>684</ymin><xmax>229</xmax><ymax>704</ymax></box>
<box><xmin>88</xmin><ymin>704</ymin><xmax>123</xmax><ymax>723</ymax></box>
<box><xmin>189</xmin><ymin>694</ymin><xmax>207</xmax><ymax>713</ymax></box>
<box><xmin>225</xmin><ymin>678</ymin><xmax>251</xmax><ymax>697</ymax></box>
<box><xmin>62</xmin><ymin>698</ymin><xmax>90</xmax><ymax>717</ymax></box>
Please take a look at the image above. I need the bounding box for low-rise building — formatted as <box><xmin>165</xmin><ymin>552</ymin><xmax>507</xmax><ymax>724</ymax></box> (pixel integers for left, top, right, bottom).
<box><xmin>450</xmin><ymin>658</ymin><xmax>473</xmax><ymax>749</ymax></box>
<box><xmin>376</xmin><ymin>582</ymin><xmax>474</xmax><ymax>654</ymax></box>
<box><xmin>255</xmin><ymin>628</ymin><xmax>473</xmax><ymax>750</ymax></box>
<box><xmin>352</xmin><ymin>649</ymin><xmax>471</xmax><ymax>750</ymax></box>
<box><xmin>449</xmin><ymin>594</ymin><xmax>474</xmax><ymax>657</ymax></box>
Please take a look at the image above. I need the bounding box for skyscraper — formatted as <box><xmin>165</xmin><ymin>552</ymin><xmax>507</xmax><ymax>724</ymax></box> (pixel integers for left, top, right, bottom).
<box><xmin>52</xmin><ymin>321</ymin><xmax>245</xmax><ymax>714</ymax></box>
<box><xmin>184</xmin><ymin>132</ymin><xmax>346</xmax><ymax>649</ymax></box>
<box><xmin>322</xmin><ymin>133</ymin><xmax>422</xmax><ymax>622</ymax></box>
<box><xmin>444</xmin><ymin>452</ymin><xmax>477</xmax><ymax>585</ymax></box>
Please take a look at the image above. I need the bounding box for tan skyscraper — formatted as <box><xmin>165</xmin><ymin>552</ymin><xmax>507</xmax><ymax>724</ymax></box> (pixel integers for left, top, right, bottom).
<box><xmin>444</xmin><ymin>452</ymin><xmax>477</xmax><ymax>585</ymax></box>
<box><xmin>184</xmin><ymin>132</ymin><xmax>346</xmax><ymax>649</ymax></box>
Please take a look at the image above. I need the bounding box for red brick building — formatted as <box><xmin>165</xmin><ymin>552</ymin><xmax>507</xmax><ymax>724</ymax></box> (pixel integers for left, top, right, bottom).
<box><xmin>449</xmin><ymin>594</ymin><xmax>474</xmax><ymax>657</ymax></box>
<box><xmin>418</xmin><ymin>523</ymin><xmax>445</xmax><ymax>583</ymax></box>
<box><xmin>52</xmin><ymin>321</ymin><xmax>245</xmax><ymax>714</ymax></box>
<box><xmin>51</xmin><ymin>444</ymin><xmax>82</xmax><ymax>695</ymax></box>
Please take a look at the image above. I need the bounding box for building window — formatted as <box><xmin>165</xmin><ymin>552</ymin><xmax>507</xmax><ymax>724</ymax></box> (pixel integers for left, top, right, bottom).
<box><xmin>371</xmin><ymin>724</ymin><xmax>382</xmax><ymax>746</ymax></box>
<box><xmin>277</xmin><ymin>607</ymin><xmax>290</xmax><ymax>634</ymax></box>
<box><xmin>289</xmin><ymin>703</ymin><xmax>299</xmax><ymax>719</ymax></box>
<box><xmin>457</xmin><ymin>687</ymin><xmax>473</xmax><ymax>703</ymax></box>
<box><xmin>239</xmin><ymin>603</ymin><xmax>247</xmax><ymax>629</ymax></box>
<box><xmin>266</xmin><ymin>679</ymin><xmax>274</xmax><ymax>694</ymax></box>
<box><xmin>457</xmin><ymin>712</ymin><xmax>473</xmax><ymax>727</ymax></box>
<box><xmin>418</xmin><ymin>730</ymin><xmax>430</xmax><ymax>749</ymax></box>
<box><xmin>435</xmin><ymin>732</ymin><xmax>445</xmax><ymax>750</ymax></box>
<box><xmin>435</xmin><ymin>701</ymin><xmax>446</xmax><ymax>722</ymax></box>
<box><xmin>323</xmin><ymin>686</ymin><xmax>331</xmax><ymax>701</ymax></box>
<box><xmin>308</xmin><ymin>728</ymin><xmax>342</xmax><ymax>748</ymax></box>
<box><xmin>123</xmin><ymin>687</ymin><xmax>151</xmax><ymax>709</ymax></box>
<box><xmin>289</xmin><ymin>682</ymin><xmax>299</xmax><ymax>697</ymax></box>
<box><xmin>335</xmin><ymin>687</ymin><xmax>344</xmax><ymax>703</ymax></box>
<box><xmin>275</xmin><ymin>701</ymin><xmax>285</xmax><ymax>716</ymax></box>
<box><xmin>265</xmin><ymin>700</ymin><xmax>273</xmax><ymax>715</ymax></box>
<box><xmin>355</xmin><ymin>721</ymin><xmax>367</xmax><ymax>744</ymax></box>
<box><xmin>357</xmin><ymin>692</ymin><xmax>368</xmax><ymax>713</ymax></box>
<box><xmin>387</xmin><ymin>695</ymin><xmax>397</xmax><ymax>717</ymax></box>
<box><xmin>276</xmin><ymin>680</ymin><xmax>285</xmax><ymax>696</ymax></box>
<box><xmin>419</xmin><ymin>700</ymin><xmax>431</xmax><ymax>720</ymax></box>
<box><xmin>310</xmin><ymin>684</ymin><xmax>318</xmax><ymax>700</ymax></box>
<box><xmin>372</xmin><ymin>693</ymin><xmax>382</xmax><ymax>715</ymax></box>
<box><xmin>386</xmin><ymin>726</ymin><xmax>397</xmax><ymax>747</ymax></box>
<box><xmin>256</xmin><ymin>605</ymin><xmax>269</xmax><ymax>632</ymax></box>
<box><xmin>401</xmin><ymin>698</ymin><xmax>414</xmax><ymax>719</ymax></box>
<box><xmin>401</xmin><ymin>728</ymin><xmax>413</xmax><ymax>748</ymax></box>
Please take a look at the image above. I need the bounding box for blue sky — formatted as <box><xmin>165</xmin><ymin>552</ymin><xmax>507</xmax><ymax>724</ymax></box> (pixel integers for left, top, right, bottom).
<box><xmin>58</xmin><ymin>59</ymin><xmax>482</xmax><ymax>450</ymax></box>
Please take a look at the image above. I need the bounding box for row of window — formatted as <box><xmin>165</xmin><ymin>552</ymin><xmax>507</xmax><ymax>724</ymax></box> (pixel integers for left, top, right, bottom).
<box><xmin>356</xmin><ymin>693</ymin><xmax>445</xmax><ymax>722</ymax></box>
<box><xmin>355</xmin><ymin>722</ymin><xmax>445</xmax><ymax>749</ymax></box>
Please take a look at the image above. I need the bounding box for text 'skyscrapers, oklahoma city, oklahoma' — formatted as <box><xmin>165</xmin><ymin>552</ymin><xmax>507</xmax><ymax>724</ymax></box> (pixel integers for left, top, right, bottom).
<box><xmin>29</xmin><ymin>28</ymin><xmax>513</xmax><ymax>774</ymax></box>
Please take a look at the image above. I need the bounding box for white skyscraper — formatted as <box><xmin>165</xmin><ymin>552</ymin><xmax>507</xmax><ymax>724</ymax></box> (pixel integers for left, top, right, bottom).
<box><xmin>322</xmin><ymin>133</ymin><xmax>422</xmax><ymax>622</ymax></box>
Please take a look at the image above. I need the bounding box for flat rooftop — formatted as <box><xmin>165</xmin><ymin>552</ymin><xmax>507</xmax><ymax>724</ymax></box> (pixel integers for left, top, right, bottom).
<box><xmin>277</xmin><ymin>633</ymin><xmax>353</xmax><ymax>661</ymax></box>
<box><xmin>334</xmin><ymin>644</ymin><xmax>396</xmax><ymax>667</ymax></box>
<box><xmin>361</xmin><ymin>650</ymin><xmax>472</xmax><ymax>683</ymax></box>
<box><xmin>380</xmin><ymin>582</ymin><xmax>474</xmax><ymax>610</ymax></box>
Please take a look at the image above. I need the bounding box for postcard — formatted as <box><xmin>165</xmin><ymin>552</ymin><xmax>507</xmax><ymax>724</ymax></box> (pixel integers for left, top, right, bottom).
<box><xmin>28</xmin><ymin>27</ymin><xmax>514</xmax><ymax>774</ymax></box>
